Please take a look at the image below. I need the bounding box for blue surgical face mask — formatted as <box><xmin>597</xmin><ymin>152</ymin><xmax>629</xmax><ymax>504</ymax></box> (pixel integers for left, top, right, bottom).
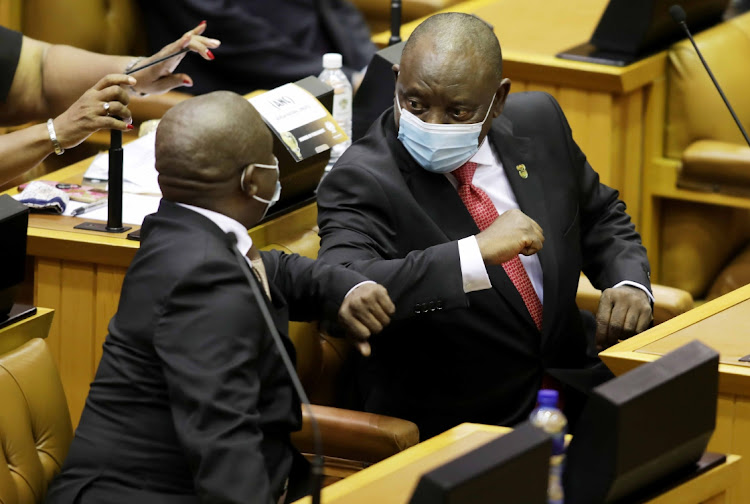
<box><xmin>396</xmin><ymin>94</ymin><xmax>496</xmax><ymax>173</ymax></box>
<box><xmin>241</xmin><ymin>156</ymin><xmax>281</xmax><ymax>219</ymax></box>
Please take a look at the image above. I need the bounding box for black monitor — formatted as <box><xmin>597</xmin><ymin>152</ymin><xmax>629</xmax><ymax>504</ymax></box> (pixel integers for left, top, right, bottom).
<box><xmin>409</xmin><ymin>422</ymin><xmax>551</xmax><ymax>504</ymax></box>
<box><xmin>352</xmin><ymin>42</ymin><xmax>404</xmax><ymax>142</ymax></box>
<box><xmin>0</xmin><ymin>194</ymin><xmax>30</xmax><ymax>324</ymax></box>
<box><xmin>558</xmin><ymin>0</ymin><xmax>730</xmax><ymax>66</ymax></box>
<box><xmin>564</xmin><ymin>340</ymin><xmax>720</xmax><ymax>504</ymax></box>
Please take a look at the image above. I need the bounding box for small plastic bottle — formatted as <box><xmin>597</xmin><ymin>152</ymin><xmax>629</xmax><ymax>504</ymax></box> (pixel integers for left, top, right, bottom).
<box><xmin>318</xmin><ymin>53</ymin><xmax>352</xmax><ymax>169</ymax></box>
<box><xmin>529</xmin><ymin>389</ymin><xmax>567</xmax><ymax>504</ymax></box>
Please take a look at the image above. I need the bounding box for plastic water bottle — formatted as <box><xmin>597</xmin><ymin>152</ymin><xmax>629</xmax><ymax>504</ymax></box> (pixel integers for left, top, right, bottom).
<box><xmin>319</xmin><ymin>53</ymin><xmax>352</xmax><ymax>170</ymax></box>
<box><xmin>529</xmin><ymin>389</ymin><xmax>567</xmax><ymax>504</ymax></box>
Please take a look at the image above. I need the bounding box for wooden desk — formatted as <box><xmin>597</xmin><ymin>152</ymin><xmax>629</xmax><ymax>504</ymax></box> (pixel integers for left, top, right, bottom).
<box><xmin>601</xmin><ymin>284</ymin><xmax>750</xmax><ymax>504</ymax></box>
<box><xmin>373</xmin><ymin>0</ymin><xmax>668</xmax><ymax>230</ymax></box>
<box><xmin>0</xmin><ymin>307</ymin><xmax>54</xmax><ymax>355</ymax></box>
<box><xmin>292</xmin><ymin>423</ymin><xmax>741</xmax><ymax>504</ymax></box>
<box><xmin>1</xmin><ymin>159</ymin><xmax>319</xmax><ymax>427</ymax></box>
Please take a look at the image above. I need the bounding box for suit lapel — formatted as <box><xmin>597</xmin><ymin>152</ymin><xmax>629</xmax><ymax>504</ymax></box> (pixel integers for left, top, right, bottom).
<box><xmin>489</xmin><ymin>118</ymin><xmax>559</xmax><ymax>338</ymax></box>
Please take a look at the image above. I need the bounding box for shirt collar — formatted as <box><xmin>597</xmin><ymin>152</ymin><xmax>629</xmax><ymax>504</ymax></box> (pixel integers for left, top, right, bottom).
<box><xmin>175</xmin><ymin>202</ymin><xmax>253</xmax><ymax>255</ymax></box>
<box><xmin>469</xmin><ymin>137</ymin><xmax>495</xmax><ymax>167</ymax></box>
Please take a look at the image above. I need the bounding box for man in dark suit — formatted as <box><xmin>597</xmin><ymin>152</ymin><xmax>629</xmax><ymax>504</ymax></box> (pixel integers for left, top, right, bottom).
<box><xmin>316</xmin><ymin>13</ymin><xmax>654</xmax><ymax>439</ymax></box>
<box><xmin>138</xmin><ymin>0</ymin><xmax>377</xmax><ymax>95</ymax></box>
<box><xmin>46</xmin><ymin>91</ymin><xmax>394</xmax><ymax>504</ymax></box>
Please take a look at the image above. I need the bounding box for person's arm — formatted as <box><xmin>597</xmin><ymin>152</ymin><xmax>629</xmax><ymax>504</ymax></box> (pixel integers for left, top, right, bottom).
<box><xmin>262</xmin><ymin>249</ymin><xmax>394</xmax><ymax>355</ymax></box>
<box><xmin>0</xmin><ymin>23</ymin><xmax>219</xmax><ymax>185</ymax></box>
<box><xmin>546</xmin><ymin>93</ymin><xmax>653</xmax><ymax>346</ymax></box>
<box><xmin>317</xmin><ymin>165</ymin><xmax>470</xmax><ymax>320</ymax></box>
<box><xmin>153</xmin><ymin>257</ymin><xmax>275</xmax><ymax>503</ymax></box>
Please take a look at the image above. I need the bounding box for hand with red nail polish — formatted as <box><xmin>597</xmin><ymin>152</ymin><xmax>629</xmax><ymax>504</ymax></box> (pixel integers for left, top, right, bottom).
<box><xmin>125</xmin><ymin>21</ymin><xmax>220</xmax><ymax>96</ymax></box>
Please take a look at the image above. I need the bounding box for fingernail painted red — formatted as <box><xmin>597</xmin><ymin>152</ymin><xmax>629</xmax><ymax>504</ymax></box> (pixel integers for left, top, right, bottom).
<box><xmin>126</xmin><ymin>124</ymin><xmax>135</xmax><ymax>130</ymax></box>
<box><xmin>199</xmin><ymin>20</ymin><xmax>206</xmax><ymax>25</ymax></box>
<box><xmin>183</xmin><ymin>79</ymin><xmax>191</xmax><ymax>85</ymax></box>
<box><xmin>206</xmin><ymin>50</ymin><xmax>215</xmax><ymax>60</ymax></box>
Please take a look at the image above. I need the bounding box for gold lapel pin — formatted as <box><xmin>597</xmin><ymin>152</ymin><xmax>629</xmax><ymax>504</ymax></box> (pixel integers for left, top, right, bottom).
<box><xmin>516</xmin><ymin>164</ymin><xmax>528</xmax><ymax>179</ymax></box>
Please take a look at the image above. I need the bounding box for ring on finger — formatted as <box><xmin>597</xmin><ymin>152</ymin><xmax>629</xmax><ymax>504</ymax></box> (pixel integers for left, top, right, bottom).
<box><xmin>103</xmin><ymin>102</ymin><xmax>110</xmax><ymax>116</ymax></box>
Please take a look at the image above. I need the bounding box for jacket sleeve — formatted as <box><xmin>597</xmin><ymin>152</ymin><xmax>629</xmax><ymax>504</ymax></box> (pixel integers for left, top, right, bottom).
<box><xmin>547</xmin><ymin>93</ymin><xmax>652</xmax><ymax>293</ymax></box>
<box><xmin>316</xmin><ymin>162</ymin><xmax>469</xmax><ymax>320</ymax></box>
<box><xmin>153</xmin><ymin>255</ymin><xmax>275</xmax><ymax>504</ymax></box>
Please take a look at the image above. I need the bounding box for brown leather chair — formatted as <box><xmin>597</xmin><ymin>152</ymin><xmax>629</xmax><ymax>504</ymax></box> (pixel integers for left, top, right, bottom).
<box><xmin>655</xmin><ymin>11</ymin><xmax>750</xmax><ymax>301</ymax></box>
<box><xmin>0</xmin><ymin>338</ymin><xmax>73</xmax><ymax>504</ymax></box>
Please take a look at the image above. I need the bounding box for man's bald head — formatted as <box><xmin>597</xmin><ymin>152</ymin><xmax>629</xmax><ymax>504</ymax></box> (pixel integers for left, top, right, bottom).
<box><xmin>402</xmin><ymin>12</ymin><xmax>503</xmax><ymax>83</ymax></box>
<box><xmin>155</xmin><ymin>91</ymin><xmax>273</xmax><ymax>208</ymax></box>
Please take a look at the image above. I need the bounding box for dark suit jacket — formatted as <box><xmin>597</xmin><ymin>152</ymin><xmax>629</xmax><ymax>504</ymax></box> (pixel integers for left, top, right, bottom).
<box><xmin>138</xmin><ymin>0</ymin><xmax>377</xmax><ymax>95</ymax></box>
<box><xmin>46</xmin><ymin>200</ymin><xmax>367</xmax><ymax>504</ymax></box>
<box><xmin>316</xmin><ymin>92</ymin><xmax>651</xmax><ymax>439</ymax></box>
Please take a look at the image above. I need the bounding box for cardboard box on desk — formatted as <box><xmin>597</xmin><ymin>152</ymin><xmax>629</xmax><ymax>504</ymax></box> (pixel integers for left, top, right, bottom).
<box><xmin>250</xmin><ymin>76</ymin><xmax>336</xmax><ymax>212</ymax></box>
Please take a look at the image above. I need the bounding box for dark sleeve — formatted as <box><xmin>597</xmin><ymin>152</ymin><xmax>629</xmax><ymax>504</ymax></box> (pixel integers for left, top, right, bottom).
<box><xmin>153</xmin><ymin>256</ymin><xmax>274</xmax><ymax>504</ymax></box>
<box><xmin>138</xmin><ymin>0</ymin><xmax>366</xmax><ymax>94</ymax></box>
<box><xmin>0</xmin><ymin>26</ymin><xmax>23</xmax><ymax>103</ymax></box>
<box><xmin>261</xmin><ymin>249</ymin><xmax>370</xmax><ymax>322</ymax></box>
<box><xmin>548</xmin><ymin>93</ymin><xmax>652</xmax><ymax>293</ymax></box>
<box><xmin>317</xmin><ymin>163</ymin><xmax>468</xmax><ymax>320</ymax></box>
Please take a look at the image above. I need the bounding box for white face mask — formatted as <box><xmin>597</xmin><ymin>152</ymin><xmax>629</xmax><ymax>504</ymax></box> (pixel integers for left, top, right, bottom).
<box><xmin>241</xmin><ymin>156</ymin><xmax>281</xmax><ymax>219</ymax></box>
<box><xmin>396</xmin><ymin>94</ymin><xmax>496</xmax><ymax>173</ymax></box>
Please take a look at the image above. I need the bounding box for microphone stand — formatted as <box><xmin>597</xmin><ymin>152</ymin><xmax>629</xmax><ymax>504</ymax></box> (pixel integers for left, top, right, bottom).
<box><xmin>672</xmin><ymin>8</ymin><xmax>750</xmax><ymax>147</ymax></box>
<box><xmin>74</xmin><ymin>126</ymin><xmax>131</xmax><ymax>233</ymax></box>
<box><xmin>228</xmin><ymin>234</ymin><xmax>323</xmax><ymax>504</ymax></box>
<box><xmin>389</xmin><ymin>0</ymin><xmax>402</xmax><ymax>46</ymax></box>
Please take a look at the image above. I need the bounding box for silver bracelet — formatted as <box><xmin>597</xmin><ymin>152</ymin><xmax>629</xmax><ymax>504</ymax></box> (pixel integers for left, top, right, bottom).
<box><xmin>46</xmin><ymin>118</ymin><xmax>64</xmax><ymax>155</ymax></box>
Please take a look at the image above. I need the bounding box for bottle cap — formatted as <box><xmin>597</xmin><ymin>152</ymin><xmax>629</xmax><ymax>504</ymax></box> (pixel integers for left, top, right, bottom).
<box><xmin>537</xmin><ymin>389</ymin><xmax>559</xmax><ymax>407</ymax></box>
<box><xmin>322</xmin><ymin>53</ymin><xmax>343</xmax><ymax>69</ymax></box>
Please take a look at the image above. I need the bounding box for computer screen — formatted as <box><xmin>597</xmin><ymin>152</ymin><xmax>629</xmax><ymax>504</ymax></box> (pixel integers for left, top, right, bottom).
<box><xmin>564</xmin><ymin>340</ymin><xmax>720</xmax><ymax>503</ymax></box>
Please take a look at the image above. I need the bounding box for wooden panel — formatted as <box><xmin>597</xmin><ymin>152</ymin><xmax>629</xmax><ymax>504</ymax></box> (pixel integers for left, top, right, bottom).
<box><xmin>35</xmin><ymin>258</ymin><xmax>63</xmax><ymax>363</ymax></box>
<box><xmin>59</xmin><ymin>261</ymin><xmax>97</xmax><ymax>426</ymax></box>
<box><xmin>0</xmin><ymin>308</ymin><xmax>54</xmax><ymax>355</ymax></box>
<box><xmin>709</xmin><ymin>394</ymin><xmax>735</xmax><ymax>454</ymax></box>
<box><xmin>0</xmin><ymin>0</ymin><xmax>21</xmax><ymax>29</ymax></box>
<box><xmin>732</xmin><ymin>397</ymin><xmax>750</xmax><ymax>504</ymax></box>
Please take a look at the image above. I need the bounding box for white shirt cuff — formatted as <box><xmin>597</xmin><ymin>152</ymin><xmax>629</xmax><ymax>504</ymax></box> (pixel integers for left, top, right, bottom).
<box><xmin>458</xmin><ymin>236</ymin><xmax>492</xmax><ymax>293</ymax></box>
<box><xmin>612</xmin><ymin>280</ymin><xmax>655</xmax><ymax>303</ymax></box>
<box><xmin>344</xmin><ymin>280</ymin><xmax>377</xmax><ymax>299</ymax></box>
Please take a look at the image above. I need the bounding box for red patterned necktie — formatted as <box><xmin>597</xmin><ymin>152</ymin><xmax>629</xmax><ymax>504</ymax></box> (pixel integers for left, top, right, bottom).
<box><xmin>453</xmin><ymin>161</ymin><xmax>543</xmax><ymax>331</ymax></box>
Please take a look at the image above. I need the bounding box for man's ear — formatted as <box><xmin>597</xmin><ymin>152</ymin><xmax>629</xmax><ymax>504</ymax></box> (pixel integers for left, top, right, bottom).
<box><xmin>241</xmin><ymin>165</ymin><xmax>259</xmax><ymax>197</ymax></box>
<box><xmin>392</xmin><ymin>63</ymin><xmax>400</xmax><ymax>81</ymax></box>
<box><xmin>492</xmin><ymin>78</ymin><xmax>512</xmax><ymax>118</ymax></box>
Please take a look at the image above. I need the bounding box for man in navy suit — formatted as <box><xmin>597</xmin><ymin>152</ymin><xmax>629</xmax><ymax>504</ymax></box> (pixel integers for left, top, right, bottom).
<box><xmin>139</xmin><ymin>0</ymin><xmax>376</xmax><ymax>94</ymax></box>
<box><xmin>47</xmin><ymin>91</ymin><xmax>394</xmax><ymax>503</ymax></box>
<box><xmin>316</xmin><ymin>13</ymin><xmax>653</xmax><ymax>439</ymax></box>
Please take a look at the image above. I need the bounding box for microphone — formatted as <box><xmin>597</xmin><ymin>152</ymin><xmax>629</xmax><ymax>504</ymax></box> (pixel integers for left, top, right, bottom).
<box><xmin>669</xmin><ymin>4</ymin><xmax>750</xmax><ymax>147</ymax></box>
<box><xmin>226</xmin><ymin>233</ymin><xmax>323</xmax><ymax>504</ymax></box>
<box><xmin>389</xmin><ymin>0</ymin><xmax>402</xmax><ymax>46</ymax></box>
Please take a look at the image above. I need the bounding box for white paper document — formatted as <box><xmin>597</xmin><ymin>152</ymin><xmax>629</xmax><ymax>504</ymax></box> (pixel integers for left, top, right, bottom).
<box><xmin>83</xmin><ymin>132</ymin><xmax>161</xmax><ymax>195</ymax></box>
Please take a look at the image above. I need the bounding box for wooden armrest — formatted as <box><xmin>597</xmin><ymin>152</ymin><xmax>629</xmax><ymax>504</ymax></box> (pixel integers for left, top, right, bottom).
<box><xmin>576</xmin><ymin>275</ymin><xmax>694</xmax><ymax>325</ymax></box>
<box><xmin>291</xmin><ymin>404</ymin><xmax>419</xmax><ymax>464</ymax></box>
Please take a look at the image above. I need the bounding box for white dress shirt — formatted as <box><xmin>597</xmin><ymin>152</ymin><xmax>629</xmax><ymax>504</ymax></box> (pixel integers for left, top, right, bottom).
<box><xmin>447</xmin><ymin>140</ymin><xmax>653</xmax><ymax>304</ymax></box>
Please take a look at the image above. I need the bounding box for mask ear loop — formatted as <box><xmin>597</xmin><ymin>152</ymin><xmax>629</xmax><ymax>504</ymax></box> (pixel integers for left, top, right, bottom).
<box><xmin>240</xmin><ymin>156</ymin><xmax>280</xmax><ymax>193</ymax></box>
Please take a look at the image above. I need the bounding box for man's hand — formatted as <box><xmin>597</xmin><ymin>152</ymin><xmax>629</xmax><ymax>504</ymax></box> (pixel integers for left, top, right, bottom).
<box><xmin>338</xmin><ymin>283</ymin><xmax>395</xmax><ymax>357</ymax></box>
<box><xmin>475</xmin><ymin>209</ymin><xmax>544</xmax><ymax>265</ymax></box>
<box><xmin>595</xmin><ymin>285</ymin><xmax>653</xmax><ymax>350</ymax></box>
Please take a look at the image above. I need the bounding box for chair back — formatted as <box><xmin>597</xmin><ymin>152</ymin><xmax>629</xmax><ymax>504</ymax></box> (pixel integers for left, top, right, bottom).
<box><xmin>0</xmin><ymin>338</ymin><xmax>72</xmax><ymax>504</ymax></box>
<box><xmin>666</xmin><ymin>12</ymin><xmax>750</xmax><ymax>159</ymax></box>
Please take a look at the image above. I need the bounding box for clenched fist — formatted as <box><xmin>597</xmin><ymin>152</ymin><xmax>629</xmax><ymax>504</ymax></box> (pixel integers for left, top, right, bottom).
<box><xmin>475</xmin><ymin>209</ymin><xmax>545</xmax><ymax>265</ymax></box>
<box><xmin>338</xmin><ymin>283</ymin><xmax>395</xmax><ymax>356</ymax></box>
